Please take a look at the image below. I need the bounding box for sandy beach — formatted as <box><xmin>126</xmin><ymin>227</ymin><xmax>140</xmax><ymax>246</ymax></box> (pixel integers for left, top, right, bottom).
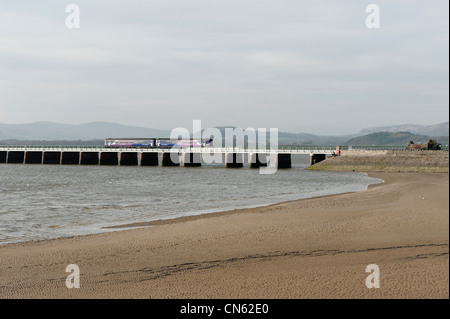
<box><xmin>0</xmin><ymin>172</ymin><xmax>448</xmax><ymax>299</ymax></box>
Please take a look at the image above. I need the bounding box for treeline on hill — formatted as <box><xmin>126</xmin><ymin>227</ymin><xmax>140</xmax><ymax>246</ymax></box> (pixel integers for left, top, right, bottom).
<box><xmin>343</xmin><ymin>132</ymin><xmax>449</xmax><ymax>147</ymax></box>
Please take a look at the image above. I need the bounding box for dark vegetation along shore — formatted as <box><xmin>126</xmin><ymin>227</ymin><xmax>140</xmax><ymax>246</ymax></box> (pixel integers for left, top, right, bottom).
<box><xmin>307</xmin><ymin>150</ymin><xmax>449</xmax><ymax>173</ymax></box>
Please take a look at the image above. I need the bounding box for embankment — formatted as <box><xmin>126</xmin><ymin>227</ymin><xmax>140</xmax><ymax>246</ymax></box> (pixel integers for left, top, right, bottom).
<box><xmin>307</xmin><ymin>150</ymin><xmax>449</xmax><ymax>173</ymax></box>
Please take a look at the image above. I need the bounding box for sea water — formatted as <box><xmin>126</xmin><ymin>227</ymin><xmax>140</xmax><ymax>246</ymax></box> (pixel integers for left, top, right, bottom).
<box><xmin>0</xmin><ymin>156</ymin><xmax>381</xmax><ymax>244</ymax></box>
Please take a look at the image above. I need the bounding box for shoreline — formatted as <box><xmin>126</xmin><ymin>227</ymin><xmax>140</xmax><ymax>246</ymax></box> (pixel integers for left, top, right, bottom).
<box><xmin>0</xmin><ymin>171</ymin><xmax>448</xmax><ymax>298</ymax></box>
<box><xmin>104</xmin><ymin>173</ymin><xmax>384</xmax><ymax>230</ymax></box>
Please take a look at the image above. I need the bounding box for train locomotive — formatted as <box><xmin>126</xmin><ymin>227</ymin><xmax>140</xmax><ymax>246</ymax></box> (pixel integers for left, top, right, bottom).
<box><xmin>104</xmin><ymin>138</ymin><xmax>213</xmax><ymax>149</ymax></box>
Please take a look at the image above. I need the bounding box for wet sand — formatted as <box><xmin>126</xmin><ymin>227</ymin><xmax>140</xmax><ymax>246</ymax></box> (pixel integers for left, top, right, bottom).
<box><xmin>0</xmin><ymin>172</ymin><xmax>448</xmax><ymax>299</ymax></box>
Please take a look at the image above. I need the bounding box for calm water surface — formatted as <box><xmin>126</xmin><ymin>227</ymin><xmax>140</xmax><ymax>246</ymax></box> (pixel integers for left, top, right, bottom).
<box><xmin>0</xmin><ymin>156</ymin><xmax>381</xmax><ymax>244</ymax></box>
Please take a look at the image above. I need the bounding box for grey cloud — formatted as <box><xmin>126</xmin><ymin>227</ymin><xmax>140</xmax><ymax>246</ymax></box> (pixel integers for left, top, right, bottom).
<box><xmin>0</xmin><ymin>0</ymin><xmax>448</xmax><ymax>135</ymax></box>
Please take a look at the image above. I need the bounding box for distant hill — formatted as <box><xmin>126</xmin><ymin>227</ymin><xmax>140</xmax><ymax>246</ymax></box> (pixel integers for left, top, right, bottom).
<box><xmin>1</xmin><ymin>122</ymin><xmax>351</xmax><ymax>146</ymax></box>
<box><xmin>360</xmin><ymin>122</ymin><xmax>449</xmax><ymax>137</ymax></box>
<box><xmin>277</xmin><ymin>132</ymin><xmax>352</xmax><ymax>146</ymax></box>
<box><xmin>0</xmin><ymin>122</ymin><xmax>171</xmax><ymax>141</ymax></box>
<box><xmin>344</xmin><ymin>131</ymin><xmax>449</xmax><ymax>146</ymax></box>
<box><xmin>199</xmin><ymin>126</ymin><xmax>353</xmax><ymax>146</ymax></box>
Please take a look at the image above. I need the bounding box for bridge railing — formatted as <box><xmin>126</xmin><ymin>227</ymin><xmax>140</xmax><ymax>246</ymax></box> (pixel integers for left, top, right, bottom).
<box><xmin>340</xmin><ymin>145</ymin><xmax>407</xmax><ymax>151</ymax></box>
<box><xmin>0</xmin><ymin>145</ymin><xmax>105</xmax><ymax>151</ymax></box>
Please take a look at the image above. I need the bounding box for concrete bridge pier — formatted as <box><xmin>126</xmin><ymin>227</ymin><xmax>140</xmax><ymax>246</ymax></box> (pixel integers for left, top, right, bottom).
<box><xmin>276</xmin><ymin>153</ymin><xmax>292</xmax><ymax>169</ymax></box>
<box><xmin>140</xmin><ymin>152</ymin><xmax>159</xmax><ymax>166</ymax></box>
<box><xmin>0</xmin><ymin>151</ymin><xmax>7</xmax><ymax>163</ymax></box>
<box><xmin>99</xmin><ymin>152</ymin><xmax>119</xmax><ymax>165</ymax></box>
<box><xmin>80</xmin><ymin>152</ymin><xmax>99</xmax><ymax>165</ymax></box>
<box><xmin>25</xmin><ymin>151</ymin><xmax>43</xmax><ymax>164</ymax></box>
<box><xmin>6</xmin><ymin>151</ymin><xmax>25</xmax><ymax>164</ymax></box>
<box><xmin>43</xmin><ymin>151</ymin><xmax>61</xmax><ymax>164</ymax></box>
<box><xmin>61</xmin><ymin>152</ymin><xmax>80</xmax><ymax>165</ymax></box>
<box><xmin>310</xmin><ymin>153</ymin><xmax>326</xmax><ymax>166</ymax></box>
<box><xmin>119</xmin><ymin>152</ymin><xmax>138</xmax><ymax>166</ymax></box>
<box><xmin>225</xmin><ymin>153</ymin><xmax>244</xmax><ymax>168</ymax></box>
<box><xmin>182</xmin><ymin>152</ymin><xmax>202</xmax><ymax>167</ymax></box>
<box><xmin>161</xmin><ymin>152</ymin><xmax>180</xmax><ymax>166</ymax></box>
<box><xmin>249</xmin><ymin>153</ymin><xmax>268</xmax><ymax>169</ymax></box>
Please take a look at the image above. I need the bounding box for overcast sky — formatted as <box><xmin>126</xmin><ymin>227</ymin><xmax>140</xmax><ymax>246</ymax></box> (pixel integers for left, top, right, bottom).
<box><xmin>0</xmin><ymin>0</ymin><xmax>448</xmax><ymax>135</ymax></box>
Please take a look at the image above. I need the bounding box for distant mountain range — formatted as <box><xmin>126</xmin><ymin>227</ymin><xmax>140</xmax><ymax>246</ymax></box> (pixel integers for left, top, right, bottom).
<box><xmin>345</xmin><ymin>132</ymin><xmax>448</xmax><ymax>146</ymax></box>
<box><xmin>0</xmin><ymin>121</ymin><xmax>448</xmax><ymax>147</ymax></box>
<box><xmin>359</xmin><ymin>122</ymin><xmax>449</xmax><ymax>137</ymax></box>
<box><xmin>0</xmin><ymin>122</ymin><xmax>171</xmax><ymax>141</ymax></box>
